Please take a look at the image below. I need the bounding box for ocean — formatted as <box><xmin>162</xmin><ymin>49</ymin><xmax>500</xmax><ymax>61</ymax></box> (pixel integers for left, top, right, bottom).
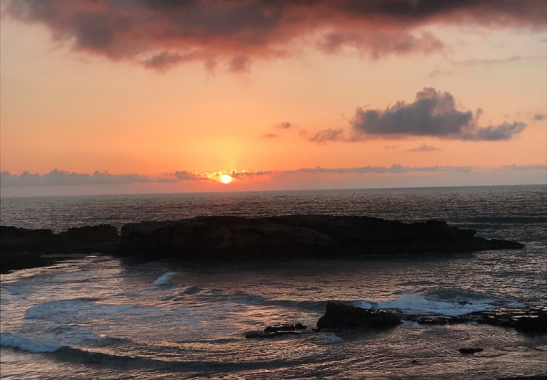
<box><xmin>1</xmin><ymin>185</ymin><xmax>546</xmax><ymax>379</ymax></box>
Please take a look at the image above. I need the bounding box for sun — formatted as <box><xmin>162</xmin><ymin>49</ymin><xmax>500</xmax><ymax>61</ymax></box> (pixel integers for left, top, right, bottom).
<box><xmin>220</xmin><ymin>174</ymin><xmax>233</xmax><ymax>184</ymax></box>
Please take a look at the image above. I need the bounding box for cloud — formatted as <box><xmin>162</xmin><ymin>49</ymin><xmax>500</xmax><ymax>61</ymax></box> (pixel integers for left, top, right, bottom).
<box><xmin>309</xmin><ymin>129</ymin><xmax>347</xmax><ymax>143</ymax></box>
<box><xmin>283</xmin><ymin>165</ymin><xmax>472</xmax><ymax>175</ymax></box>
<box><xmin>454</xmin><ymin>55</ymin><xmax>523</xmax><ymax>67</ymax></box>
<box><xmin>408</xmin><ymin>144</ymin><xmax>441</xmax><ymax>152</ymax></box>
<box><xmin>428</xmin><ymin>69</ymin><xmax>454</xmax><ymax>78</ymax></box>
<box><xmin>4</xmin><ymin>0</ymin><xmax>545</xmax><ymax>71</ymax></box>
<box><xmin>275</xmin><ymin>122</ymin><xmax>292</xmax><ymax>129</ymax></box>
<box><xmin>533</xmin><ymin>113</ymin><xmax>546</xmax><ymax>121</ymax></box>
<box><xmin>501</xmin><ymin>164</ymin><xmax>547</xmax><ymax>171</ymax></box>
<box><xmin>263</xmin><ymin>133</ymin><xmax>278</xmax><ymax>138</ymax></box>
<box><xmin>171</xmin><ymin>171</ymin><xmax>210</xmax><ymax>182</ymax></box>
<box><xmin>312</xmin><ymin>88</ymin><xmax>527</xmax><ymax>143</ymax></box>
<box><xmin>4</xmin><ymin>164</ymin><xmax>545</xmax><ymax>189</ymax></box>
<box><xmin>230</xmin><ymin>170</ymin><xmax>272</xmax><ymax>179</ymax></box>
<box><xmin>0</xmin><ymin>169</ymin><xmax>158</xmax><ymax>187</ymax></box>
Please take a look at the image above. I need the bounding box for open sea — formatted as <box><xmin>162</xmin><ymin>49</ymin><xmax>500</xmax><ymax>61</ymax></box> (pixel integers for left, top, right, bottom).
<box><xmin>1</xmin><ymin>185</ymin><xmax>546</xmax><ymax>379</ymax></box>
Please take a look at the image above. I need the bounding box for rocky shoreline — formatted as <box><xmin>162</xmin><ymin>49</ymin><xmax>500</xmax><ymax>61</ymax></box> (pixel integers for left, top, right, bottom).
<box><xmin>1</xmin><ymin>215</ymin><xmax>525</xmax><ymax>273</ymax></box>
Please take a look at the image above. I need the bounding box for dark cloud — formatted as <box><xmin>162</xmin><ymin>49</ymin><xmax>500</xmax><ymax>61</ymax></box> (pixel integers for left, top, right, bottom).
<box><xmin>5</xmin><ymin>0</ymin><xmax>545</xmax><ymax>71</ymax></box>
<box><xmin>533</xmin><ymin>113</ymin><xmax>546</xmax><ymax>121</ymax></box>
<box><xmin>263</xmin><ymin>133</ymin><xmax>278</xmax><ymax>138</ymax></box>
<box><xmin>408</xmin><ymin>144</ymin><xmax>441</xmax><ymax>152</ymax></box>
<box><xmin>312</xmin><ymin>88</ymin><xmax>527</xmax><ymax>143</ymax></box>
<box><xmin>465</xmin><ymin>122</ymin><xmax>526</xmax><ymax>141</ymax></box>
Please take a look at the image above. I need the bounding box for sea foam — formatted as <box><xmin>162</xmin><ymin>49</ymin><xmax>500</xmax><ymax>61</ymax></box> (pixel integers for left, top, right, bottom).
<box><xmin>355</xmin><ymin>291</ymin><xmax>496</xmax><ymax>316</ymax></box>
<box><xmin>153</xmin><ymin>272</ymin><xmax>177</xmax><ymax>286</ymax></box>
<box><xmin>0</xmin><ymin>333</ymin><xmax>61</xmax><ymax>353</ymax></box>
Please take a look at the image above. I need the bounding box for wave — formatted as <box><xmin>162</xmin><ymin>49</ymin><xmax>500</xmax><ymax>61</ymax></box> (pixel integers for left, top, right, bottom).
<box><xmin>0</xmin><ymin>333</ymin><xmax>62</xmax><ymax>353</ymax></box>
<box><xmin>153</xmin><ymin>272</ymin><xmax>177</xmax><ymax>286</ymax></box>
<box><xmin>354</xmin><ymin>291</ymin><xmax>497</xmax><ymax>316</ymax></box>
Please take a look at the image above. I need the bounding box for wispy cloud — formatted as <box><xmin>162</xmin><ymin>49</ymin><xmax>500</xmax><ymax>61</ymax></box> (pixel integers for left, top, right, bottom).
<box><xmin>408</xmin><ymin>144</ymin><xmax>441</xmax><ymax>152</ymax></box>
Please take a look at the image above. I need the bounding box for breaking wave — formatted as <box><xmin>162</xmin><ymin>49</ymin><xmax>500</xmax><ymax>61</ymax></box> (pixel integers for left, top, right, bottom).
<box><xmin>153</xmin><ymin>272</ymin><xmax>177</xmax><ymax>286</ymax></box>
<box><xmin>354</xmin><ymin>290</ymin><xmax>502</xmax><ymax>316</ymax></box>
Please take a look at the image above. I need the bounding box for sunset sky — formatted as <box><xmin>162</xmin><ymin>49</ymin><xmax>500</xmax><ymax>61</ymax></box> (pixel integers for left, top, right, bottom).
<box><xmin>1</xmin><ymin>0</ymin><xmax>546</xmax><ymax>196</ymax></box>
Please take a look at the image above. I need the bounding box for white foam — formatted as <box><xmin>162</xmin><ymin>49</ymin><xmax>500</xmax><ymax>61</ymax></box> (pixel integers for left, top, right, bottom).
<box><xmin>153</xmin><ymin>272</ymin><xmax>177</xmax><ymax>286</ymax></box>
<box><xmin>0</xmin><ymin>333</ymin><xmax>61</xmax><ymax>353</ymax></box>
<box><xmin>355</xmin><ymin>291</ymin><xmax>495</xmax><ymax>316</ymax></box>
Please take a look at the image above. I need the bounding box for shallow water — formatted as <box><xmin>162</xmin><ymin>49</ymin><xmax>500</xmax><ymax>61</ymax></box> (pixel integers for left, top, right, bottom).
<box><xmin>1</xmin><ymin>185</ymin><xmax>546</xmax><ymax>379</ymax></box>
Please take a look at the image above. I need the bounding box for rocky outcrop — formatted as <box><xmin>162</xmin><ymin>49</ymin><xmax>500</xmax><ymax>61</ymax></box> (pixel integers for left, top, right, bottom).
<box><xmin>2</xmin><ymin>215</ymin><xmax>526</xmax><ymax>272</ymax></box>
<box><xmin>317</xmin><ymin>301</ymin><xmax>401</xmax><ymax>330</ymax></box>
<box><xmin>0</xmin><ymin>225</ymin><xmax>119</xmax><ymax>273</ymax></box>
<box><xmin>119</xmin><ymin>215</ymin><xmax>524</xmax><ymax>260</ymax></box>
<box><xmin>408</xmin><ymin>305</ymin><xmax>547</xmax><ymax>335</ymax></box>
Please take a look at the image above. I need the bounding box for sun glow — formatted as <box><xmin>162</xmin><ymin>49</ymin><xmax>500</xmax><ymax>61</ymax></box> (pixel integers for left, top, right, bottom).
<box><xmin>220</xmin><ymin>174</ymin><xmax>233</xmax><ymax>184</ymax></box>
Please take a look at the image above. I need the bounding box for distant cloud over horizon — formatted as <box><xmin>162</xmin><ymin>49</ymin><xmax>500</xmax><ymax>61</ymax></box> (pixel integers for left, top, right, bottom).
<box><xmin>4</xmin><ymin>0</ymin><xmax>545</xmax><ymax>72</ymax></box>
<box><xmin>4</xmin><ymin>164</ymin><xmax>545</xmax><ymax>189</ymax></box>
<box><xmin>310</xmin><ymin>88</ymin><xmax>527</xmax><ymax>143</ymax></box>
<box><xmin>408</xmin><ymin>144</ymin><xmax>441</xmax><ymax>152</ymax></box>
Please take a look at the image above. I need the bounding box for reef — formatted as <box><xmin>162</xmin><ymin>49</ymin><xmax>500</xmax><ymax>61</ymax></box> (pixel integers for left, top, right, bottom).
<box><xmin>1</xmin><ymin>215</ymin><xmax>525</xmax><ymax>272</ymax></box>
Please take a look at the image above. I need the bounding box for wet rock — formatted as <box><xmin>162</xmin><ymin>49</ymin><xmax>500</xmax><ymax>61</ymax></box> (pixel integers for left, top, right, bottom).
<box><xmin>119</xmin><ymin>215</ymin><xmax>524</xmax><ymax>260</ymax></box>
<box><xmin>459</xmin><ymin>348</ymin><xmax>484</xmax><ymax>354</ymax></box>
<box><xmin>264</xmin><ymin>323</ymin><xmax>307</xmax><ymax>333</ymax></box>
<box><xmin>317</xmin><ymin>302</ymin><xmax>401</xmax><ymax>330</ymax></box>
<box><xmin>514</xmin><ymin>311</ymin><xmax>547</xmax><ymax>334</ymax></box>
<box><xmin>0</xmin><ymin>225</ymin><xmax>119</xmax><ymax>273</ymax></box>
<box><xmin>418</xmin><ymin>317</ymin><xmax>447</xmax><ymax>325</ymax></box>
<box><xmin>245</xmin><ymin>323</ymin><xmax>309</xmax><ymax>339</ymax></box>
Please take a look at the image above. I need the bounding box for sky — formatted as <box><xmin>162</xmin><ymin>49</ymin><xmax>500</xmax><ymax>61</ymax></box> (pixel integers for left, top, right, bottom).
<box><xmin>1</xmin><ymin>0</ymin><xmax>546</xmax><ymax>196</ymax></box>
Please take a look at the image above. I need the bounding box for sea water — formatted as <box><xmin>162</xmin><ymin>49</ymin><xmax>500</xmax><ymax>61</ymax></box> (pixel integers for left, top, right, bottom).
<box><xmin>1</xmin><ymin>185</ymin><xmax>546</xmax><ymax>379</ymax></box>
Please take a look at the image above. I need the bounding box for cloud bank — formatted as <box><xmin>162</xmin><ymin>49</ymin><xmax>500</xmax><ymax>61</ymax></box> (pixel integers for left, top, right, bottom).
<box><xmin>4</xmin><ymin>0</ymin><xmax>545</xmax><ymax>71</ymax></box>
<box><xmin>311</xmin><ymin>88</ymin><xmax>527</xmax><ymax>142</ymax></box>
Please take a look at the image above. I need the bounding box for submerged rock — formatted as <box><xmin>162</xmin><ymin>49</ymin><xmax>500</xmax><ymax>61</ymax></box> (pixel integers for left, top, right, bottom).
<box><xmin>459</xmin><ymin>348</ymin><xmax>484</xmax><ymax>354</ymax></box>
<box><xmin>119</xmin><ymin>215</ymin><xmax>524</xmax><ymax>260</ymax></box>
<box><xmin>245</xmin><ymin>323</ymin><xmax>309</xmax><ymax>339</ymax></box>
<box><xmin>317</xmin><ymin>301</ymin><xmax>401</xmax><ymax>330</ymax></box>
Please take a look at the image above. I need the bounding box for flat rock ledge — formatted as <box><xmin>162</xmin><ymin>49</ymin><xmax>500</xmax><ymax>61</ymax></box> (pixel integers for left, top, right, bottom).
<box><xmin>119</xmin><ymin>215</ymin><xmax>523</xmax><ymax>260</ymax></box>
<box><xmin>1</xmin><ymin>215</ymin><xmax>524</xmax><ymax>272</ymax></box>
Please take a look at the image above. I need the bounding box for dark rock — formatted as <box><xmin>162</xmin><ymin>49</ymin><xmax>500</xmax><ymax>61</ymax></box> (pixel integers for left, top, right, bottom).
<box><xmin>317</xmin><ymin>301</ymin><xmax>401</xmax><ymax>330</ymax></box>
<box><xmin>264</xmin><ymin>323</ymin><xmax>307</xmax><ymax>333</ymax></box>
<box><xmin>1</xmin><ymin>225</ymin><xmax>119</xmax><ymax>273</ymax></box>
<box><xmin>459</xmin><ymin>348</ymin><xmax>484</xmax><ymax>354</ymax></box>
<box><xmin>514</xmin><ymin>311</ymin><xmax>547</xmax><ymax>334</ymax></box>
<box><xmin>418</xmin><ymin>317</ymin><xmax>447</xmax><ymax>325</ymax></box>
<box><xmin>58</xmin><ymin>225</ymin><xmax>119</xmax><ymax>243</ymax></box>
<box><xmin>119</xmin><ymin>215</ymin><xmax>524</xmax><ymax>260</ymax></box>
